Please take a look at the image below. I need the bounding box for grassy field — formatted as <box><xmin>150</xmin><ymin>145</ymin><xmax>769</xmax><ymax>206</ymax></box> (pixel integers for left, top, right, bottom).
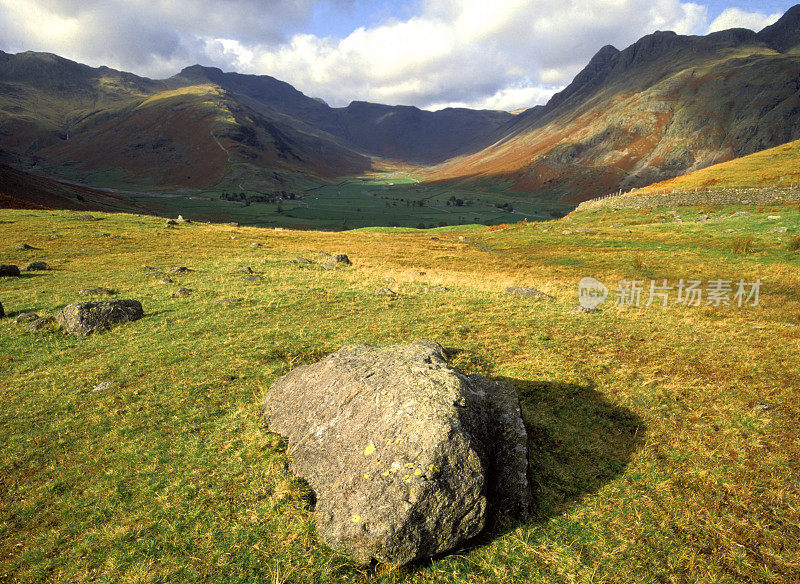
<box><xmin>1</xmin><ymin>203</ymin><xmax>799</xmax><ymax>583</ymax></box>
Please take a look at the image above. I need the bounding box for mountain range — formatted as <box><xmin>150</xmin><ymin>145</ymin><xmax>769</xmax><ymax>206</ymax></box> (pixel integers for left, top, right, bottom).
<box><xmin>1</xmin><ymin>4</ymin><xmax>799</xmax><ymax>207</ymax></box>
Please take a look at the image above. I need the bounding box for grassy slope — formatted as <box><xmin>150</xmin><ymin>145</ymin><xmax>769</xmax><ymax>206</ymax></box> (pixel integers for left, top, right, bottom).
<box><xmin>632</xmin><ymin>138</ymin><xmax>800</xmax><ymax>194</ymax></box>
<box><xmin>1</xmin><ymin>204</ymin><xmax>799</xmax><ymax>583</ymax></box>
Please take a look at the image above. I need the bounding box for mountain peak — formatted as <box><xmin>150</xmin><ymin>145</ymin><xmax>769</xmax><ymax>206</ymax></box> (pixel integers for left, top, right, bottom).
<box><xmin>757</xmin><ymin>3</ymin><xmax>800</xmax><ymax>51</ymax></box>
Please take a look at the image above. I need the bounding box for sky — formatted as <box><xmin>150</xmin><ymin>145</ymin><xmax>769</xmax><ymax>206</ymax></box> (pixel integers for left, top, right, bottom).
<box><xmin>0</xmin><ymin>1</ymin><xmax>795</xmax><ymax>111</ymax></box>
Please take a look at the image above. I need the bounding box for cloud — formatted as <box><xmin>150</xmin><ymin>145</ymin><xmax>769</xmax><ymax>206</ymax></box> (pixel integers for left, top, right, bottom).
<box><xmin>707</xmin><ymin>7</ymin><xmax>782</xmax><ymax>33</ymax></box>
<box><xmin>0</xmin><ymin>0</ymin><xmax>719</xmax><ymax>111</ymax></box>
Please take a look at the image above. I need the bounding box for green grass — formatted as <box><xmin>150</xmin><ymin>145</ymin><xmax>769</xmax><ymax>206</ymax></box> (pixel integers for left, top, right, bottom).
<box><xmin>1</xmin><ymin>203</ymin><xmax>799</xmax><ymax>583</ymax></box>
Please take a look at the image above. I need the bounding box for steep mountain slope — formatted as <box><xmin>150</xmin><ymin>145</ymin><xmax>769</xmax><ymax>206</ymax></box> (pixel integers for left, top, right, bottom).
<box><xmin>633</xmin><ymin>137</ymin><xmax>800</xmax><ymax>193</ymax></box>
<box><xmin>424</xmin><ymin>5</ymin><xmax>800</xmax><ymax>203</ymax></box>
<box><xmin>0</xmin><ymin>52</ymin><xmax>511</xmax><ymax>195</ymax></box>
<box><xmin>0</xmin><ymin>163</ymin><xmax>144</xmax><ymax>211</ymax></box>
<box><xmin>171</xmin><ymin>65</ymin><xmax>513</xmax><ymax>164</ymax></box>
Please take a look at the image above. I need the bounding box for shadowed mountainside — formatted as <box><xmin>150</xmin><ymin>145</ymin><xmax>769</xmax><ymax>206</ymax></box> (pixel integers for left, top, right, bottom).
<box><xmin>422</xmin><ymin>5</ymin><xmax>800</xmax><ymax>203</ymax></box>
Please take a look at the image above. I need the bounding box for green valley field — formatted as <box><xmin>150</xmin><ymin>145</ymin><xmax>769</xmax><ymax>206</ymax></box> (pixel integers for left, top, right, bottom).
<box><xmin>1</xmin><ymin>202</ymin><xmax>799</xmax><ymax>583</ymax></box>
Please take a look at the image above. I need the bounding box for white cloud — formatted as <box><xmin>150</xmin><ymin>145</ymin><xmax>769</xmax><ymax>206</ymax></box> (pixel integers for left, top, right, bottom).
<box><xmin>707</xmin><ymin>7</ymin><xmax>781</xmax><ymax>33</ymax></box>
<box><xmin>0</xmin><ymin>0</ymin><xmax>726</xmax><ymax>111</ymax></box>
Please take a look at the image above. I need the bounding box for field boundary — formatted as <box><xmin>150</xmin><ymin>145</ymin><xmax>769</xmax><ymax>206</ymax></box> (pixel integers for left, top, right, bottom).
<box><xmin>576</xmin><ymin>186</ymin><xmax>800</xmax><ymax>211</ymax></box>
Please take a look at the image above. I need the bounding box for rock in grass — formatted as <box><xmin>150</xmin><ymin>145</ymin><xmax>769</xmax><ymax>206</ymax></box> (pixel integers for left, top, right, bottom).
<box><xmin>374</xmin><ymin>287</ymin><xmax>397</xmax><ymax>297</ymax></box>
<box><xmin>176</xmin><ymin>215</ymin><xmax>189</xmax><ymax>223</ymax></box>
<box><xmin>569</xmin><ymin>306</ymin><xmax>600</xmax><ymax>314</ymax></box>
<box><xmin>234</xmin><ymin>266</ymin><xmax>254</xmax><ymax>274</ymax></box>
<box><xmin>1</xmin><ymin>264</ymin><xmax>21</xmax><ymax>277</ymax></box>
<box><xmin>172</xmin><ymin>288</ymin><xmax>193</xmax><ymax>298</ymax></box>
<box><xmin>24</xmin><ymin>261</ymin><xmax>49</xmax><ymax>271</ymax></box>
<box><xmin>506</xmin><ymin>286</ymin><xmax>554</xmax><ymax>300</ymax></box>
<box><xmin>334</xmin><ymin>254</ymin><xmax>352</xmax><ymax>265</ymax></box>
<box><xmin>78</xmin><ymin>287</ymin><xmax>117</xmax><ymax>297</ymax></box>
<box><xmin>77</xmin><ymin>214</ymin><xmax>96</xmax><ymax>221</ymax></box>
<box><xmin>158</xmin><ymin>277</ymin><xmax>173</xmax><ymax>284</ymax></box>
<box><xmin>14</xmin><ymin>243</ymin><xmax>35</xmax><ymax>250</ymax></box>
<box><xmin>92</xmin><ymin>381</ymin><xmax>117</xmax><ymax>392</ymax></box>
<box><xmin>216</xmin><ymin>297</ymin><xmax>243</xmax><ymax>306</ymax></box>
<box><xmin>165</xmin><ymin>219</ymin><xmax>178</xmax><ymax>226</ymax></box>
<box><xmin>28</xmin><ymin>316</ymin><xmax>56</xmax><ymax>332</ymax></box>
<box><xmin>264</xmin><ymin>340</ymin><xmax>530</xmax><ymax>567</ymax></box>
<box><xmin>242</xmin><ymin>274</ymin><xmax>261</xmax><ymax>282</ymax></box>
<box><xmin>250</xmin><ymin>242</ymin><xmax>261</xmax><ymax>248</ymax></box>
<box><xmin>13</xmin><ymin>312</ymin><xmax>39</xmax><ymax>324</ymax></box>
<box><xmin>169</xmin><ymin>266</ymin><xmax>191</xmax><ymax>274</ymax></box>
<box><xmin>57</xmin><ymin>300</ymin><xmax>144</xmax><ymax>336</ymax></box>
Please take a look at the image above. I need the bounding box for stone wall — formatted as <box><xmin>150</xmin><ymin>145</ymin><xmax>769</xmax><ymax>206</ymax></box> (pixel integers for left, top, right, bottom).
<box><xmin>576</xmin><ymin>187</ymin><xmax>800</xmax><ymax>211</ymax></box>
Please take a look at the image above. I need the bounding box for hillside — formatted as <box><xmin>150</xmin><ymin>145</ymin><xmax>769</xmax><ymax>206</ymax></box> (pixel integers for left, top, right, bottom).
<box><xmin>1</xmin><ymin>203</ymin><xmax>799</xmax><ymax>582</ymax></box>
<box><xmin>423</xmin><ymin>5</ymin><xmax>800</xmax><ymax>203</ymax></box>
<box><xmin>0</xmin><ymin>53</ymin><xmax>512</xmax><ymax>196</ymax></box>
<box><xmin>633</xmin><ymin>137</ymin><xmax>800</xmax><ymax>193</ymax></box>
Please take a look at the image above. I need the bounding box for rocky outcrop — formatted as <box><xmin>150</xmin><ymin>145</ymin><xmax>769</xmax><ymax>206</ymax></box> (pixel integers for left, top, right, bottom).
<box><xmin>264</xmin><ymin>340</ymin><xmax>530</xmax><ymax>566</ymax></box>
<box><xmin>57</xmin><ymin>300</ymin><xmax>144</xmax><ymax>335</ymax></box>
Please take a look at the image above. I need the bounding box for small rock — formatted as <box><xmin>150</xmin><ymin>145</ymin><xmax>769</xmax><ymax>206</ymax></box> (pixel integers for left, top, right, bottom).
<box><xmin>57</xmin><ymin>300</ymin><xmax>144</xmax><ymax>336</ymax></box>
<box><xmin>724</xmin><ymin>229</ymin><xmax>737</xmax><ymax>233</ymax></box>
<box><xmin>561</xmin><ymin>229</ymin><xmax>573</xmax><ymax>235</ymax></box>
<box><xmin>93</xmin><ymin>232</ymin><xmax>111</xmax><ymax>237</ymax></box>
<box><xmin>569</xmin><ymin>306</ymin><xmax>600</xmax><ymax>314</ymax></box>
<box><xmin>216</xmin><ymin>298</ymin><xmax>243</xmax><ymax>306</ymax></box>
<box><xmin>92</xmin><ymin>381</ymin><xmax>117</xmax><ymax>392</ymax></box>
<box><xmin>169</xmin><ymin>266</ymin><xmax>191</xmax><ymax>274</ymax></box>
<box><xmin>250</xmin><ymin>242</ymin><xmax>261</xmax><ymax>248</ymax></box>
<box><xmin>14</xmin><ymin>312</ymin><xmax>40</xmax><ymax>324</ymax></box>
<box><xmin>334</xmin><ymin>254</ymin><xmax>351</xmax><ymax>265</ymax></box>
<box><xmin>158</xmin><ymin>277</ymin><xmax>173</xmax><ymax>284</ymax></box>
<box><xmin>25</xmin><ymin>261</ymin><xmax>49</xmax><ymax>271</ymax></box>
<box><xmin>729</xmin><ymin>211</ymin><xmax>752</xmax><ymax>217</ymax></box>
<box><xmin>506</xmin><ymin>286</ymin><xmax>555</xmax><ymax>300</ymax></box>
<box><xmin>695</xmin><ymin>215</ymin><xmax>710</xmax><ymax>222</ymax></box>
<box><xmin>77</xmin><ymin>214</ymin><xmax>96</xmax><ymax>221</ymax></box>
<box><xmin>28</xmin><ymin>316</ymin><xmax>56</xmax><ymax>332</ymax></box>
<box><xmin>375</xmin><ymin>287</ymin><xmax>397</xmax><ymax>296</ymax></box>
<box><xmin>295</xmin><ymin>256</ymin><xmax>312</xmax><ymax>265</ymax></box>
<box><xmin>755</xmin><ymin>404</ymin><xmax>771</xmax><ymax>412</ymax></box>
<box><xmin>235</xmin><ymin>266</ymin><xmax>254</xmax><ymax>274</ymax></box>
<box><xmin>242</xmin><ymin>274</ymin><xmax>261</xmax><ymax>282</ymax></box>
<box><xmin>0</xmin><ymin>264</ymin><xmax>21</xmax><ymax>277</ymax></box>
<box><xmin>165</xmin><ymin>219</ymin><xmax>178</xmax><ymax>226</ymax></box>
<box><xmin>620</xmin><ymin>229</ymin><xmax>632</xmax><ymax>233</ymax></box>
<box><xmin>412</xmin><ymin>271</ymin><xmax>426</xmax><ymax>276</ymax></box>
<box><xmin>767</xmin><ymin>215</ymin><xmax>781</xmax><ymax>220</ymax></box>
<box><xmin>78</xmin><ymin>287</ymin><xmax>117</xmax><ymax>296</ymax></box>
<box><xmin>172</xmin><ymin>288</ymin><xmax>193</xmax><ymax>298</ymax></box>
<box><xmin>176</xmin><ymin>215</ymin><xmax>189</xmax><ymax>223</ymax></box>
<box><xmin>229</xmin><ymin>222</ymin><xmax>240</xmax><ymax>227</ymax></box>
<box><xmin>770</xmin><ymin>227</ymin><xmax>788</xmax><ymax>233</ymax></box>
<box><xmin>14</xmin><ymin>243</ymin><xmax>35</xmax><ymax>250</ymax></box>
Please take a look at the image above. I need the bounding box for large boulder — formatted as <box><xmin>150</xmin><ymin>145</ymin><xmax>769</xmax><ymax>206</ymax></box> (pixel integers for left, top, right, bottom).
<box><xmin>57</xmin><ymin>300</ymin><xmax>144</xmax><ymax>336</ymax></box>
<box><xmin>264</xmin><ymin>340</ymin><xmax>530</xmax><ymax>566</ymax></box>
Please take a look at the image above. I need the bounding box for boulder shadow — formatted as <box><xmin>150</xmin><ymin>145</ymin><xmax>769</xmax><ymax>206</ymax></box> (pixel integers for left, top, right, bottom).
<box><xmin>445</xmin><ymin>377</ymin><xmax>646</xmax><ymax>560</ymax></box>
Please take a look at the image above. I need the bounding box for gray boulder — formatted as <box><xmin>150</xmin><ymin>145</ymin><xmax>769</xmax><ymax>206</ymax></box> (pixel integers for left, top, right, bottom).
<box><xmin>57</xmin><ymin>300</ymin><xmax>144</xmax><ymax>336</ymax></box>
<box><xmin>0</xmin><ymin>265</ymin><xmax>21</xmax><ymax>277</ymax></box>
<box><xmin>13</xmin><ymin>312</ymin><xmax>39</xmax><ymax>324</ymax></box>
<box><xmin>264</xmin><ymin>340</ymin><xmax>530</xmax><ymax>566</ymax></box>
<box><xmin>172</xmin><ymin>288</ymin><xmax>193</xmax><ymax>298</ymax></box>
<box><xmin>25</xmin><ymin>261</ymin><xmax>49</xmax><ymax>271</ymax></box>
<box><xmin>28</xmin><ymin>316</ymin><xmax>56</xmax><ymax>332</ymax></box>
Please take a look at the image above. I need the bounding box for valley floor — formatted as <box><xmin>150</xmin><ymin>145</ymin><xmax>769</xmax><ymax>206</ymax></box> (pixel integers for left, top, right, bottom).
<box><xmin>0</xmin><ymin>203</ymin><xmax>799</xmax><ymax>583</ymax></box>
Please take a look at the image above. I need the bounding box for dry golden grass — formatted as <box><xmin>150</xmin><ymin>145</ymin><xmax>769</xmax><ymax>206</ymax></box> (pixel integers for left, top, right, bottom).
<box><xmin>1</xmin><ymin>205</ymin><xmax>799</xmax><ymax>583</ymax></box>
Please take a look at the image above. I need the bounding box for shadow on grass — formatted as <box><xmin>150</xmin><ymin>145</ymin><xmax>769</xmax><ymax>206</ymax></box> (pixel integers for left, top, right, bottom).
<box><xmin>434</xmin><ymin>378</ymin><xmax>645</xmax><ymax>564</ymax></box>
